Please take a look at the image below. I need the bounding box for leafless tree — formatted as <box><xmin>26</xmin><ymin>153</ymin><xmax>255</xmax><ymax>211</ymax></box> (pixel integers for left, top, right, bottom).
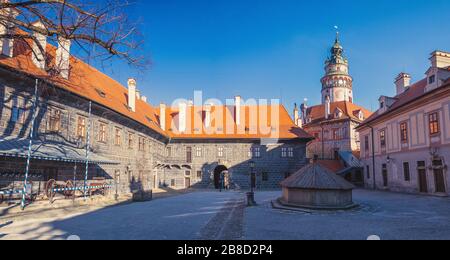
<box><xmin>0</xmin><ymin>0</ymin><xmax>146</xmax><ymax>70</ymax></box>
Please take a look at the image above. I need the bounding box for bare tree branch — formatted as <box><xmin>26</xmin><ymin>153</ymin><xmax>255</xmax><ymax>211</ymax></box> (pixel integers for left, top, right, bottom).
<box><xmin>0</xmin><ymin>0</ymin><xmax>148</xmax><ymax>71</ymax></box>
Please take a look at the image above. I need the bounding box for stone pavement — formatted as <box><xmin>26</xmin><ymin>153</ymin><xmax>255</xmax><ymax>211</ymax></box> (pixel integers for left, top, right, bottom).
<box><xmin>1</xmin><ymin>189</ymin><xmax>450</xmax><ymax>240</ymax></box>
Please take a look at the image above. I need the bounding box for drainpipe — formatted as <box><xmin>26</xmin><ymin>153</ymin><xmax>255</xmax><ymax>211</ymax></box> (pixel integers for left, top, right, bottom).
<box><xmin>368</xmin><ymin>125</ymin><xmax>376</xmax><ymax>190</ymax></box>
<box><xmin>320</xmin><ymin>124</ymin><xmax>325</xmax><ymax>160</ymax></box>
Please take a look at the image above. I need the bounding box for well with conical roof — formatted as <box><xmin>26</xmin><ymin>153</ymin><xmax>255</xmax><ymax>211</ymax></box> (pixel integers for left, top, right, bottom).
<box><xmin>279</xmin><ymin>163</ymin><xmax>357</xmax><ymax>210</ymax></box>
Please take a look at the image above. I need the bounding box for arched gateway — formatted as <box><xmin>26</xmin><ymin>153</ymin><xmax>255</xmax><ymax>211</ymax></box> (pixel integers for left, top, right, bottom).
<box><xmin>213</xmin><ymin>165</ymin><xmax>229</xmax><ymax>189</ymax></box>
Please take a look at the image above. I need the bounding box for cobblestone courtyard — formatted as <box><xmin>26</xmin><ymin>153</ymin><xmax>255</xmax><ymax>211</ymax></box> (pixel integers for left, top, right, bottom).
<box><xmin>1</xmin><ymin>189</ymin><xmax>450</xmax><ymax>240</ymax></box>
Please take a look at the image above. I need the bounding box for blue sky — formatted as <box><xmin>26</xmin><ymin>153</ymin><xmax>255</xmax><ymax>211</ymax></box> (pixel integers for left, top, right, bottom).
<box><xmin>101</xmin><ymin>0</ymin><xmax>450</xmax><ymax>113</ymax></box>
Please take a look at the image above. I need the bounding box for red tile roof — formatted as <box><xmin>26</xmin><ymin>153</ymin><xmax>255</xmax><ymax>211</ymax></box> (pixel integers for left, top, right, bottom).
<box><xmin>305</xmin><ymin>101</ymin><xmax>373</xmax><ymax>125</ymax></box>
<box><xmin>0</xmin><ymin>36</ymin><xmax>311</xmax><ymax>141</ymax></box>
<box><xmin>161</xmin><ymin>104</ymin><xmax>312</xmax><ymax>140</ymax></box>
<box><xmin>357</xmin><ymin>78</ymin><xmax>444</xmax><ymax>128</ymax></box>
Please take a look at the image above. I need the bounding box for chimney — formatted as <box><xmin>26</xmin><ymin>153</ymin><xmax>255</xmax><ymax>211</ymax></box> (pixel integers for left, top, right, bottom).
<box><xmin>55</xmin><ymin>37</ymin><xmax>71</xmax><ymax>79</ymax></box>
<box><xmin>204</xmin><ymin>104</ymin><xmax>212</xmax><ymax>128</ymax></box>
<box><xmin>159</xmin><ymin>103</ymin><xmax>166</xmax><ymax>131</ymax></box>
<box><xmin>0</xmin><ymin>4</ymin><xmax>18</xmax><ymax>57</ymax></box>
<box><xmin>395</xmin><ymin>73</ymin><xmax>411</xmax><ymax>95</ymax></box>
<box><xmin>235</xmin><ymin>96</ymin><xmax>241</xmax><ymax>125</ymax></box>
<box><xmin>294</xmin><ymin>103</ymin><xmax>300</xmax><ymax>126</ymax></box>
<box><xmin>141</xmin><ymin>96</ymin><xmax>147</xmax><ymax>103</ymax></box>
<box><xmin>179</xmin><ymin>102</ymin><xmax>187</xmax><ymax>133</ymax></box>
<box><xmin>301</xmin><ymin>99</ymin><xmax>308</xmax><ymax>125</ymax></box>
<box><xmin>31</xmin><ymin>21</ymin><xmax>47</xmax><ymax>70</ymax></box>
<box><xmin>188</xmin><ymin>100</ymin><xmax>194</xmax><ymax>107</ymax></box>
<box><xmin>325</xmin><ymin>96</ymin><xmax>331</xmax><ymax>119</ymax></box>
<box><xmin>136</xmin><ymin>89</ymin><xmax>141</xmax><ymax>100</ymax></box>
<box><xmin>430</xmin><ymin>51</ymin><xmax>450</xmax><ymax>69</ymax></box>
<box><xmin>127</xmin><ymin>78</ymin><xmax>136</xmax><ymax>112</ymax></box>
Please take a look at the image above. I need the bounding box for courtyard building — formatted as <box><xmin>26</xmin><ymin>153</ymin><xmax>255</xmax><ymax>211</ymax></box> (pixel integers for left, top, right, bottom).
<box><xmin>356</xmin><ymin>51</ymin><xmax>450</xmax><ymax>196</ymax></box>
<box><xmin>0</xmin><ymin>27</ymin><xmax>312</xmax><ymax>199</ymax></box>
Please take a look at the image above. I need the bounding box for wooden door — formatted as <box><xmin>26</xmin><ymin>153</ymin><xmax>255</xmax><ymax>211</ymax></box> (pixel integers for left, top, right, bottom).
<box><xmin>185</xmin><ymin>177</ymin><xmax>191</xmax><ymax>188</ymax></box>
<box><xmin>434</xmin><ymin>169</ymin><xmax>446</xmax><ymax>193</ymax></box>
<box><xmin>418</xmin><ymin>169</ymin><xmax>428</xmax><ymax>193</ymax></box>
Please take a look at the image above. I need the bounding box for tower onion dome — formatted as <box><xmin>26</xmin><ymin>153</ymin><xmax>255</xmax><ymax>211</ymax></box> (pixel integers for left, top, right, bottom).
<box><xmin>327</xmin><ymin>32</ymin><xmax>348</xmax><ymax>65</ymax></box>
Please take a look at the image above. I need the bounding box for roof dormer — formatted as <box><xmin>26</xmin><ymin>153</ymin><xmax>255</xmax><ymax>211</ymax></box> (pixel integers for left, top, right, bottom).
<box><xmin>425</xmin><ymin>51</ymin><xmax>450</xmax><ymax>92</ymax></box>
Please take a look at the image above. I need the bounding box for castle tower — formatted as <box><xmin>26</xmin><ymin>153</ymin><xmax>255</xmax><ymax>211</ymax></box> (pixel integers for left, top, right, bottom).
<box><xmin>321</xmin><ymin>32</ymin><xmax>354</xmax><ymax>104</ymax></box>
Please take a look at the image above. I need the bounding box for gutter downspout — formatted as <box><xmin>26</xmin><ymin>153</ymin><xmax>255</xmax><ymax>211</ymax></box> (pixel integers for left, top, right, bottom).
<box><xmin>368</xmin><ymin>125</ymin><xmax>376</xmax><ymax>190</ymax></box>
<box><xmin>320</xmin><ymin>124</ymin><xmax>325</xmax><ymax>160</ymax></box>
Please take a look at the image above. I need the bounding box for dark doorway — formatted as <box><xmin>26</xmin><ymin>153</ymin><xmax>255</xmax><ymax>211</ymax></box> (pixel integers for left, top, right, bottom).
<box><xmin>185</xmin><ymin>177</ymin><xmax>191</xmax><ymax>188</ymax></box>
<box><xmin>382</xmin><ymin>164</ymin><xmax>388</xmax><ymax>187</ymax></box>
<box><xmin>214</xmin><ymin>165</ymin><xmax>228</xmax><ymax>189</ymax></box>
<box><xmin>418</xmin><ymin>161</ymin><xmax>428</xmax><ymax>193</ymax></box>
<box><xmin>433</xmin><ymin>159</ymin><xmax>446</xmax><ymax>193</ymax></box>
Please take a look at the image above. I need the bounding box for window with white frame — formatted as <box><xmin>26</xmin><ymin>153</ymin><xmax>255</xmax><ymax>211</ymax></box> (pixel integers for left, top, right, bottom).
<box><xmin>196</xmin><ymin>147</ymin><xmax>202</xmax><ymax>157</ymax></box>
<box><xmin>288</xmin><ymin>147</ymin><xmax>294</xmax><ymax>158</ymax></box>
<box><xmin>218</xmin><ymin>147</ymin><xmax>224</xmax><ymax>157</ymax></box>
<box><xmin>281</xmin><ymin>147</ymin><xmax>287</xmax><ymax>158</ymax></box>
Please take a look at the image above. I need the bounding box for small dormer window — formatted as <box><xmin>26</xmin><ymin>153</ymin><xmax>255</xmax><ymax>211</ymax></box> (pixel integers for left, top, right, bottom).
<box><xmin>429</xmin><ymin>75</ymin><xmax>436</xmax><ymax>84</ymax></box>
<box><xmin>380</xmin><ymin>102</ymin><xmax>385</xmax><ymax>109</ymax></box>
<box><xmin>358</xmin><ymin>111</ymin><xmax>365</xmax><ymax>121</ymax></box>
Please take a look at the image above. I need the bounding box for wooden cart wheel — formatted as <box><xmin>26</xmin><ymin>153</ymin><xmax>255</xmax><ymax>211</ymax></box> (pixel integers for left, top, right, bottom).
<box><xmin>45</xmin><ymin>179</ymin><xmax>57</xmax><ymax>201</ymax></box>
<box><xmin>64</xmin><ymin>180</ymin><xmax>75</xmax><ymax>199</ymax></box>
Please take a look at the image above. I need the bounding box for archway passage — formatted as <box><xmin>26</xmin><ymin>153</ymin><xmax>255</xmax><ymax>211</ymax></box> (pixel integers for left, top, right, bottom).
<box><xmin>214</xmin><ymin>165</ymin><xmax>228</xmax><ymax>189</ymax></box>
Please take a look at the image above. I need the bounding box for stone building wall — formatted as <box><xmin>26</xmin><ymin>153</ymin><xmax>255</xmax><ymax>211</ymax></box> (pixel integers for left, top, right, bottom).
<box><xmin>158</xmin><ymin>141</ymin><xmax>308</xmax><ymax>190</ymax></box>
<box><xmin>0</xmin><ymin>69</ymin><xmax>166</xmax><ymax>195</ymax></box>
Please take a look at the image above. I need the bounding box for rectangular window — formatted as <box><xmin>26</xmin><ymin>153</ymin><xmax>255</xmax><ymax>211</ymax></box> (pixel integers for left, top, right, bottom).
<box><xmin>429</xmin><ymin>75</ymin><xmax>436</xmax><ymax>84</ymax></box>
<box><xmin>403</xmin><ymin>162</ymin><xmax>411</xmax><ymax>182</ymax></box>
<box><xmin>186</xmin><ymin>147</ymin><xmax>192</xmax><ymax>163</ymax></box>
<box><xmin>48</xmin><ymin>108</ymin><xmax>61</xmax><ymax>133</ymax></box>
<box><xmin>333</xmin><ymin>129</ymin><xmax>340</xmax><ymax>140</ymax></box>
<box><xmin>196</xmin><ymin>147</ymin><xmax>202</xmax><ymax>157</ymax></box>
<box><xmin>114</xmin><ymin>127</ymin><xmax>122</xmax><ymax>146</ymax></box>
<box><xmin>77</xmin><ymin>116</ymin><xmax>86</xmax><ymax>140</ymax></box>
<box><xmin>185</xmin><ymin>170</ymin><xmax>191</xmax><ymax>176</ymax></box>
<box><xmin>171</xmin><ymin>179</ymin><xmax>175</xmax><ymax>187</ymax></box>
<box><xmin>429</xmin><ymin>112</ymin><xmax>440</xmax><ymax>135</ymax></box>
<box><xmin>288</xmin><ymin>147</ymin><xmax>294</xmax><ymax>158</ymax></box>
<box><xmin>366</xmin><ymin>165</ymin><xmax>370</xmax><ymax>179</ymax></box>
<box><xmin>11</xmin><ymin>97</ymin><xmax>25</xmax><ymax>124</ymax></box>
<box><xmin>197</xmin><ymin>171</ymin><xmax>202</xmax><ymax>179</ymax></box>
<box><xmin>400</xmin><ymin>122</ymin><xmax>408</xmax><ymax>143</ymax></box>
<box><xmin>138</xmin><ymin>137</ymin><xmax>146</xmax><ymax>151</ymax></box>
<box><xmin>167</xmin><ymin>147</ymin><xmax>172</xmax><ymax>157</ymax></box>
<box><xmin>218</xmin><ymin>147</ymin><xmax>224</xmax><ymax>157</ymax></box>
<box><xmin>380</xmin><ymin>130</ymin><xmax>386</xmax><ymax>147</ymax></box>
<box><xmin>253</xmin><ymin>147</ymin><xmax>261</xmax><ymax>158</ymax></box>
<box><xmin>98</xmin><ymin>123</ymin><xmax>107</xmax><ymax>143</ymax></box>
<box><xmin>281</xmin><ymin>148</ymin><xmax>287</xmax><ymax>158</ymax></box>
<box><xmin>128</xmin><ymin>133</ymin><xmax>134</xmax><ymax>149</ymax></box>
<box><xmin>262</xmin><ymin>172</ymin><xmax>269</xmax><ymax>182</ymax></box>
<box><xmin>364</xmin><ymin>136</ymin><xmax>370</xmax><ymax>152</ymax></box>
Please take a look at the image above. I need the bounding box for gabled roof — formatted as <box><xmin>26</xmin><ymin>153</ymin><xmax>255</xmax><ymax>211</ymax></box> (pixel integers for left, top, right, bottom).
<box><xmin>0</xmin><ymin>34</ymin><xmax>311</xmax><ymax>141</ymax></box>
<box><xmin>305</xmin><ymin>101</ymin><xmax>372</xmax><ymax>126</ymax></box>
